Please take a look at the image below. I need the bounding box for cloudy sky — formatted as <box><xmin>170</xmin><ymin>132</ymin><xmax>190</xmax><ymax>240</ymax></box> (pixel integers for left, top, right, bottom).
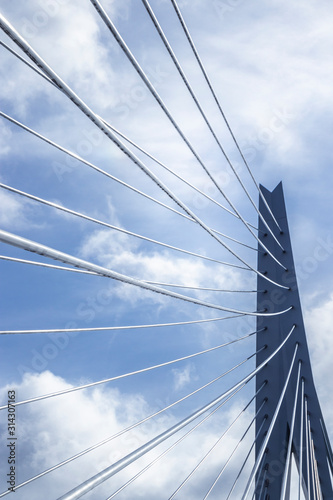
<box><xmin>0</xmin><ymin>0</ymin><xmax>333</xmax><ymax>498</ymax></box>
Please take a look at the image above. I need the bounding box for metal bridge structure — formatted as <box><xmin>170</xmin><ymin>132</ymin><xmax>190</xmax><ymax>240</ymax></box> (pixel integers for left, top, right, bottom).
<box><xmin>0</xmin><ymin>1</ymin><xmax>332</xmax><ymax>499</ymax></box>
<box><xmin>254</xmin><ymin>184</ymin><xmax>333</xmax><ymax>499</ymax></box>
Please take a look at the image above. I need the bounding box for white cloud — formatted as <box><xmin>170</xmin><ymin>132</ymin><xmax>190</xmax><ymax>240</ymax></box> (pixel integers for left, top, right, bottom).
<box><xmin>1</xmin><ymin>1</ymin><xmax>333</xmax><ymax>496</ymax></box>
<box><xmin>172</xmin><ymin>363</ymin><xmax>198</xmax><ymax>391</ymax></box>
<box><xmin>189</xmin><ymin>1</ymin><xmax>333</xmax><ymax>179</ymax></box>
<box><xmin>0</xmin><ymin>370</ymin><xmax>170</xmax><ymax>498</ymax></box>
<box><xmin>0</xmin><ymin>120</ymin><xmax>13</xmax><ymax>157</ymax></box>
<box><xmin>0</xmin><ymin>371</ymin><xmax>255</xmax><ymax>499</ymax></box>
<box><xmin>78</xmin><ymin>227</ymin><xmax>246</xmax><ymax>309</ymax></box>
<box><xmin>304</xmin><ymin>294</ymin><xmax>333</xmax><ymax>432</ymax></box>
<box><xmin>0</xmin><ymin>188</ymin><xmax>36</xmax><ymax>229</ymax></box>
<box><xmin>0</xmin><ymin>0</ymin><xmax>132</xmax><ymax>120</ymax></box>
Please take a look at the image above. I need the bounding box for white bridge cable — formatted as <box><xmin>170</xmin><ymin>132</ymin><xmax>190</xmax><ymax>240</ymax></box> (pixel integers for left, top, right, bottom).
<box><xmin>225</xmin><ymin>416</ymin><xmax>268</xmax><ymax>500</ymax></box>
<box><xmin>0</xmin><ymin>183</ymin><xmax>248</xmax><ymax>270</ymax></box>
<box><xmin>0</xmin><ymin>255</ymin><xmax>260</xmax><ymax>293</ymax></box>
<box><xmin>251</xmin><ymin>452</ymin><xmax>268</xmax><ymax>500</ymax></box>
<box><xmin>202</xmin><ymin>398</ymin><xmax>267</xmax><ymax>500</ymax></box>
<box><xmin>0</xmin><ymin>111</ymin><xmax>196</xmax><ymax>224</ymax></box>
<box><xmin>108</xmin><ymin>384</ymin><xmax>260</xmax><ymax>500</ymax></box>
<box><xmin>169</xmin><ymin>0</ymin><xmax>283</xmax><ymax>234</ymax></box>
<box><xmin>0</xmin><ymin>356</ymin><xmax>258</xmax><ymax>498</ymax></box>
<box><xmin>257</xmin><ymin>470</ymin><xmax>268</xmax><ymax>500</ymax></box>
<box><xmin>89</xmin><ymin>0</ymin><xmax>287</xmax><ymax>268</ymax></box>
<box><xmin>311</xmin><ymin>434</ymin><xmax>323</xmax><ymax>500</ymax></box>
<box><xmin>0</xmin><ymin>110</ymin><xmax>276</xmax><ymax>279</ymax></box>
<box><xmin>307</xmin><ymin>417</ymin><xmax>319</xmax><ymax>500</ymax></box>
<box><xmin>168</xmin><ymin>384</ymin><xmax>266</xmax><ymax>500</ymax></box>
<box><xmin>305</xmin><ymin>397</ymin><xmax>311</xmax><ymax>498</ymax></box>
<box><xmin>311</xmin><ymin>426</ymin><xmax>322</xmax><ymax>499</ymax></box>
<box><xmin>0</xmin><ymin>39</ymin><xmax>263</xmax><ymax>240</ymax></box>
<box><xmin>1</xmin><ymin>8</ymin><xmax>328</xmax><ymax>500</ymax></box>
<box><xmin>312</xmin><ymin>437</ymin><xmax>323</xmax><ymax>500</ymax></box>
<box><xmin>320</xmin><ymin>418</ymin><xmax>333</xmax><ymax>476</ymax></box>
<box><xmin>0</xmin><ymin>45</ymin><xmax>260</xmax><ymax>248</ymax></box>
<box><xmin>89</xmin><ymin>0</ymin><xmax>237</xmax><ymax>213</ymax></box>
<box><xmin>0</xmin><ymin>26</ymin><xmax>286</xmax><ymax>281</ymax></box>
<box><xmin>0</xmin><ymin>254</ymin><xmax>260</xmax><ymax>293</ymax></box>
<box><xmin>55</xmin><ymin>326</ymin><xmax>295</xmax><ymax>500</ymax></box>
<box><xmin>242</xmin><ymin>341</ymin><xmax>299</xmax><ymax>499</ymax></box>
<box><xmin>105</xmin><ymin>384</ymin><xmax>248</xmax><ymax>500</ymax></box>
<box><xmin>280</xmin><ymin>361</ymin><xmax>302</xmax><ymax>500</ymax></box>
<box><xmin>299</xmin><ymin>380</ymin><xmax>305</xmax><ymax>500</ymax></box>
<box><xmin>145</xmin><ymin>280</ymin><xmax>261</xmax><ymax>292</ymax></box>
<box><xmin>100</xmin><ymin>115</ymin><xmax>261</xmax><ymax>241</ymax></box>
<box><xmin>0</xmin><ymin>113</ymin><xmax>260</xmax><ymax>256</ymax></box>
<box><xmin>140</xmin><ymin>0</ymin><xmax>284</xmax><ymax>251</ymax></box>
<box><xmin>0</xmin><ymin>39</ymin><xmax>56</xmax><ymax>87</ymax></box>
<box><xmin>260</xmin><ymin>484</ymin><xmax>269</xmax><ymax>500</ymax></box>
<box><xmin>0</xmin><ymin>343</ymin><xmax>265</xmax><ymax>412</ymax></box>
<box><xmin>0</xmin><ymin>229</ymin><xmax>293</xmax><ymax>314</ymax></box>
<box><xmin>311</xmin><ymin>420</ymin><xmax>324</xmax><ymax>500</ymax></box>
<box><xmin>0</xmin><ymin>315</ymin><xmax>252</xmax><ymax>336</ymax></box>
<box><xmin>0</xmin><ymin>103</ymin><xmax>259</xmax><ymax>249</ymax></box>
<box><xmin>0</xmin><ymin>255</ymin><xmax>101</xmax><ymax>277</ymax></box>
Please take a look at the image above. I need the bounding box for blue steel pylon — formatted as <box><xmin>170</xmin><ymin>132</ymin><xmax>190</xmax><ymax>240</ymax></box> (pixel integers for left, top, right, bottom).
<box><xmin>255</xmin><ymin>182</ymin><xmax>333</xmax><ymax>499</ymax></box>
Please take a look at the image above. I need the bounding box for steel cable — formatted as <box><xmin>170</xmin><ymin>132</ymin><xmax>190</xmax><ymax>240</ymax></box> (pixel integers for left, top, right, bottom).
<box><xmin>0</xmin><ymin>345</ymin><xmax>263</xmax><ymax>411</ymax></box>
<box><xmin>104</xmin><ymin>385</ymin><xmax>247</xmax><ymax>500</ymax></box>
<box><xmin>0</xmin><ymin>255</ymin><xmax>260</xmax><ymax>293</ymax></box>
<box><xmin>168</xmin><ymin>385</ymin><xmax>266</xmax><ymax>500</ymax></box>
<box><xmin>141</xmin><ymin>0</ymin><xmax>284</xmax><ymax>251</ymax></box>
<box><xmin>0</xmin><ymin>17</ymin><xmax>285</xmax><ymax>277</ymax></box>
<box><xmin>0</xmin><ymin>37</ymin><xmax>260</xmax><ymax>242</ymax></box>
<box><xmin>0</xmin><ymin>229</ymin><xmax>293</xmax><ymax>312</ymax></box>
<box><xmin>0</xmin><ymin>38</ymin><xmax>263</xmax><ymax>241</ymax></box>
<box><xmin>0</xmin><ymin>315</ymin><xmax>252</xmax><ymax>336</ymax></box>
<box><xmin>169</xmin><ymin>0</ymin><xmax>283</xmax><ymax>234</ymax></box>
<box><xmin>242</xmin><ymin>342</ymin><xmax>299</xmax><ymax>499</ymax></box>
<box><xmin>280</xmin><ymin>361</ymin><xmax>302</xmax><ymax>500</ymax></box>
<box><xmin>0</xmin><ymin>183</ymin><xmax>249</xmax><ymax>270</ymax></box>
<box><xmin>0</xmin><ymin>359</ymin><xmax>255</xmax><ymax>498</ymax></box>
<box><xmin>0</xmin><ymin>111</ymin><xmax>195</xmax><ymax>223</ymax></box>
<box><xmin>225</xmin><ymin>416</ymin><xmax>267</xmax><ymax>500</ymax></box>
<box><xmin>202</xmin><ymin>399</ymin><xmax>266</xmax><ymax>500</ymax></box>
<box><xmin>89</xmin><ymin>0</ymin><xmax>287</xmax><ymax>268</ymax></box>
<box><xmin>55</xmin><ymin>327</ymin><xmax>294</xmax><ymax>500</ymax></box>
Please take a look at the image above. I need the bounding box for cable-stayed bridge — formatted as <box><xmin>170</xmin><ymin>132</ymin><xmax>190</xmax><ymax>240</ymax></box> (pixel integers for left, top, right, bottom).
<box><xmin>0</xmin><ymin>1</ymin><xmax>332</xmax><ymax>499</ymax></box>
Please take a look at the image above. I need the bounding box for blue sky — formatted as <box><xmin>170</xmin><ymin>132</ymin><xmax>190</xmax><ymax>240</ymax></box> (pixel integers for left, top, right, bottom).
<box><xmin>0</xmin><ymin>0</ymin><xmax>333</xmax><ymax>498</ymax></box>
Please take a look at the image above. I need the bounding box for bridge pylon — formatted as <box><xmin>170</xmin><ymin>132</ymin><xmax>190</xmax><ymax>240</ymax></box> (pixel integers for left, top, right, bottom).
<box><xmin>255</xmin><ymin>182</ymin><xmax>333</xmax><ymax>499</ymax></box>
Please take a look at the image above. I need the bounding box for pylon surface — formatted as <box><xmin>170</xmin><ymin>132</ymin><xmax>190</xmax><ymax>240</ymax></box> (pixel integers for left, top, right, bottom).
<box><xmin>255</xmin><ymin>183</ymin><xmax>333</xmax><ymax>499</ymax></box>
